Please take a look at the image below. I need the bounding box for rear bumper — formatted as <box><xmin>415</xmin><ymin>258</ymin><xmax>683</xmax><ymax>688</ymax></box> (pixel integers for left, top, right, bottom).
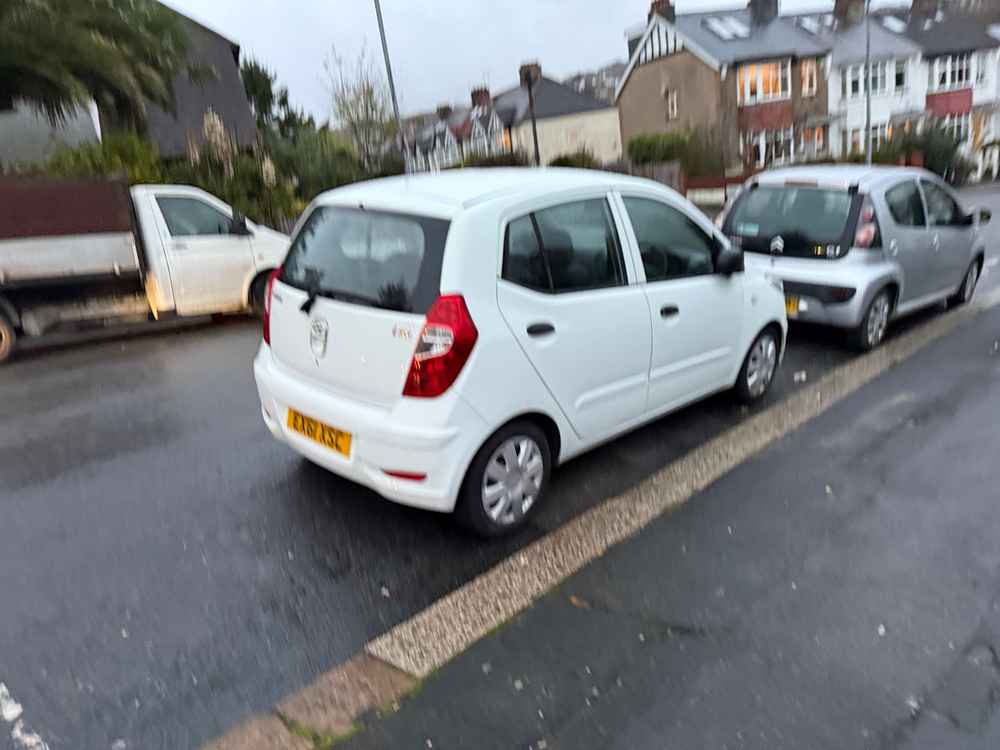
<box><xmin>253</xmin><ymin>344</ymin><xmax>487</xmax><ymax>513</ymax></box>
<box><xmin>748</xmin><ymin>253</ymin><xmax>896</xmax><ymax>330</ymax></box>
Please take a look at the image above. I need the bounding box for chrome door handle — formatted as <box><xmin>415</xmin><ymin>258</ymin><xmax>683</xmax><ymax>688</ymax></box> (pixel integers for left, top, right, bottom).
<box><xmin>889</xmin><ymin>239</ymin><xmax>899</xmax><ymax>257</ymax></box>
<box><xmin>932</xmin><ymin>235</ymin><xmax>941</xmax><ymax>252</ymax></box>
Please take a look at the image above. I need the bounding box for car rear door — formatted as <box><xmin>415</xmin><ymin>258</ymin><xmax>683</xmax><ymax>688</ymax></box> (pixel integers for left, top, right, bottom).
<box><xmin>152</xmin><ymin>192</ymin><xmax>252</xmax><ymax>314</ymax></box>
<box><xmin>882</xmin><ymin>179</ymin><xmax>935</xmax><ymax>302</ymax></box>
<box><xmin>617</xmin><ymin>193</ymin><xmax>744</xmax><ymax>411</ymax></box>
<box><xmin>496</xmin><ymin>196</ymin><xmax>651</xmax><ymax>442</ymax></box>
<box><xmin>268</xmin><ymin>205</ymin><xmax>449</xmax><ymax>408</ymax></box>
<box><xmin>920</xmin><ymin>179</ymin><xmax>974</xmax><ymax>292</ymax></box>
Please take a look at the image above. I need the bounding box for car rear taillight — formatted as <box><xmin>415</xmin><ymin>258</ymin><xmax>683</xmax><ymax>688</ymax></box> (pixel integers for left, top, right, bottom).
<box><xmin>854</xmin><ymin>196</ymin><xmax>881</xmax><ymax>249</ymax></box>
<box><xmin>262</xmin><ymin>266</ymin><xmax>282</xmax><ymax>345</ymax></box>
<box><xmin>403</xmin><ymin>294</ymin><xmax>478</xmax><ymax>398</ymax></box>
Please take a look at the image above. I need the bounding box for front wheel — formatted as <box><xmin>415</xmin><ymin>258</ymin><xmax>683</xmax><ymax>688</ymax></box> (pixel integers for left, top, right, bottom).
<box><xmin>735</xmin><ymin>328</ymin><xmax>779</xmax><ymax>404</ymax></box>
<box><xmin>457</xmin><ymin>421</ymin><xmax>551</xmax><ymax>538</ymax></box>
<box><xmin>850</xmin><ymin>289</ymin><xmax>892</xmax><ymax>351</ymax></box>
<box><xmin>948</xmin><ymin>261</ymin><xmax>980</xmax><ymax>308</ymax></box>
<box><xmin>0</xmin><ymin>312</ymin><xmax>15</xmax><ymax>365</ymax></box>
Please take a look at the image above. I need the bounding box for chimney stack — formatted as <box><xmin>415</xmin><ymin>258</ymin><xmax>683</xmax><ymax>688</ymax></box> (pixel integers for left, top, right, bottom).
<box><xmin>649</xmin><ymin>0</ymin><xmax>675</xmax><ymax>23</ymax></box>
<box><xmin>833</xmin><ymin>0</ymin><xmax>866</xmax><ymax>25</ymax></box>
<box><xmin>748</xmin><ymin>0</ymin><xmax>778</xmax><ymax>26</ymax></box>
<box><xmin>519</xmin><ymin>62</ymin><xmax>542</xmax><ymax>89</ymax></box>
<box><xmin>470</xmin><ymin>87</ymin><xmax>491</xmax><ymax>109</ymax></box>
<box><xmin>436</xmin><ymin>105</ymin><xmax>453</xmax><ymax>122</ymax></box>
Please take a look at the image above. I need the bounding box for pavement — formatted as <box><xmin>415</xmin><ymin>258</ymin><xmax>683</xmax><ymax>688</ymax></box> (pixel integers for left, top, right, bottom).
<box><xmin>1</xmin><ymin>186</ymin><xmax>999</xmax><ymax>749</ymax></box>
<box><xmin>337</xmin><ymin>300</ymin><xmax>1000</xmax><ymax>750</ymax></box>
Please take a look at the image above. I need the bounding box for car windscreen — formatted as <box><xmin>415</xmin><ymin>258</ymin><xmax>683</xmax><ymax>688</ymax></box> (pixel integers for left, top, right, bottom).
<box><xmin>280</xmin><ymin>206</ymin><xmax>450</xmax><ymax>314</ymax></box>
<box><xmin>725</xmin><ymin>185</ymin><xmax>857</xmax><ymax>259</ymax></box>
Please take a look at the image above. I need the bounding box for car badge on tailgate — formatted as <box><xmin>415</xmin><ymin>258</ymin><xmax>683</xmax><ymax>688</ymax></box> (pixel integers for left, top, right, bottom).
<box><xmin>770</xmin><ymin>235</ymin><xmax>785</xmax><ymax>255</ymax></box>
<box><xmin>310</xmin><ymin>318</ymin><xmax>329</xmax><ymax>358</ymax></box>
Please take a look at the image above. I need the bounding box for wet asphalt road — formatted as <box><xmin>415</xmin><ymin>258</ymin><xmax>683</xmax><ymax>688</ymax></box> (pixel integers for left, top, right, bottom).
<box><xmin>1</xmin><ymin>187</ymin><xmax>999</xmax><ymax>749</ymax></box>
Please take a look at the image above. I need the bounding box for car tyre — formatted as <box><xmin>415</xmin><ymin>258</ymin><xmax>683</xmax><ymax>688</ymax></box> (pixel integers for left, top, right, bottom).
<box><xmin>849</xmin><ymin>289</ymin><xmax>892</xmax><ymax>352</ymax></box>
<box><xmin>948</xmin><ymin>260</ymin><xmax>980</xmax><ymax>308</ymax></box>
<box><xmin>249</xmin><ymin>273</ymin><xmax>270</xmax><ymax>317</ymax></box>
<box><xmin>457</xmin><ymin>420</ymin><xmax>551</xmax><ymax>538</ymax></box>
<box><xmin>735</xmin><ymin>328</ymin><xmax>779</xmax><ymax>404</ymax></box>
<box><xmin>0</xmin><ymin>312</ymin><xmax>15</xmax><ymax>365</ymax></box>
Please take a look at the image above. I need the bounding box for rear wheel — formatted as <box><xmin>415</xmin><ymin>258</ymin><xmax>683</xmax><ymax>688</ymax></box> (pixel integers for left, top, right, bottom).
<box><xmin>850</xmin><ymin>289</ymin><xmax>892</xmax><ymax>351</ymax></box>
<box><xmin>457</xmin><ymin>420</ymin><xmax>551</xmax><ymax>538</ymax></box>
<box><xmin>734</xmin><ymin>328</ymin><xmax>779</xmax><ymax>404</ymax></box>
<box><xmin>948</xmin><ymin>260</ymin><xmax>980</xmax><ymax>308</ymax></box>
<box><xmin>0</xmin><ymin>312</ymin><xmax>15</xmax><ymax>365</ymax></box>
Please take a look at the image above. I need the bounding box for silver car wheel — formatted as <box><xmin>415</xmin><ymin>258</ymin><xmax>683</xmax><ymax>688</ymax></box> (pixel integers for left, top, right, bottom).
<box><xmin>745</xmin><ymin>333</ymin><xmax>778</xmax><ymax>398</ymax></box>
<box><xmin>866</xmin><ymin>293</ymin><xmax>890</xmax><ymax>348</ymax></box>
<box><xmin>481</xmin><ymin>436</ymin><xmax>545</xmax><ymax>526</ymax></box>
<box><xmin>963</xmin><ymin>264</ymin><xmax>979</xmax><ymax>303</ymax></box>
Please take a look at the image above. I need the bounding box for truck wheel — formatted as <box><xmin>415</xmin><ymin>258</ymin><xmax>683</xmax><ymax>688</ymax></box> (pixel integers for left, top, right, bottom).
<box><xmin>0</xmin><ymin>313</ymin><xmax>15</xmax><ymax>364</ymax></box>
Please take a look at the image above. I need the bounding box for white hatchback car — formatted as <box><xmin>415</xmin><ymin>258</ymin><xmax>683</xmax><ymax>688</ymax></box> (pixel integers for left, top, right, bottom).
<box><xmin>254</xmin><ymin>169</ymin><xmax>787</xmax><ymax>536</ymax></box>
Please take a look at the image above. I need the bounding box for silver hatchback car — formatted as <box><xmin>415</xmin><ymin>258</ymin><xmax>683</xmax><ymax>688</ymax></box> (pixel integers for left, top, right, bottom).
<box><xmin>720</xmin><ymin>166</ymin><xmax>990</xmax><ymax>350</ymax></box>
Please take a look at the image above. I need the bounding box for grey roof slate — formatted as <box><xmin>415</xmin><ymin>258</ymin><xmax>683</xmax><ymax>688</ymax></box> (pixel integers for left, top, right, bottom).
<box><xmin>886</xmin><ymin>12</ymin><xmax>1000</xmax><ymax>56</ymax></box>
<box><xmin>789</xmin><ymin>13</ymin><xmax>923</xmax><ymax>65</ymax></box>
<box><xmin>144</xmin><ymin>11</ymin><xmax>257</xmax><ymax>158</ymax></box>
<box><xmin>673</xmin><ymin>9</ymin><xmax>828</xmax><ymax>65</ymax></box>
<box><xmin>492</xmin><ymin>77</ymin><xmax>610</xmax><ymax>126</ymax></box>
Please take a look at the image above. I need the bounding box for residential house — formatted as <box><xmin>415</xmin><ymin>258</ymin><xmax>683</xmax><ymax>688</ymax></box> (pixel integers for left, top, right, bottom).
<box><xmin>493</xmin><ymin>64</ymin><xmax>623</xmax><ymax>165</ymax></box>
<box><xmin>405</xmin><ymin>88</ymin><xmax>508</xmax><ymax>171</ymax></box>
<box><xmin>563</xmin><ymin>62</ymin><xmax>628</xmax><ymax>104</ymax></box>
<box><xmin>617</xmin><ymin>0</ymin><xmax>829</xmax><ymax>173</ymax></box>
<box><xmin>618</xmin><ymin>0</ymin><xmax>1000</xmax><ymax>178</ymax></box>
<box><xmin>0</xmin><ymin>2</ymin><xmax>255</xmax><ymax>166</ymax></box>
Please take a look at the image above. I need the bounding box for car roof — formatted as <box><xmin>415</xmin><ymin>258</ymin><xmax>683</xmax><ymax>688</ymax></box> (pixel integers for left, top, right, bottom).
<box><xmin>312</xmin><ymin>168</ymin><xmax>663</xmax><ymax>218</ymax></box>
<box><xmin>753</xmin><ymin>165</ymin><xmax>934</xmax><ymax>192</ymax></box>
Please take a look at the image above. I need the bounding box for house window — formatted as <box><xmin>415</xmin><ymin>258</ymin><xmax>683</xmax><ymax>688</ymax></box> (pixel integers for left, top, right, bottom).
<box><xmin>802</xmin><ymin>59</ymin><xmax>818</xmax><ymax>97</ymax></box>
<box><xmin>930</xmin><ymin>54</ymin><xmax>974</xmax><ymax>92</ymax></box>
<box><xmin>895</xmin><ymin>61</ymin><xmax>907</xmax><ymax>91</ymax></box>
<box><xmin>742</xmin><ymin>127</ymin><xmax>795</xmax><ymax>167</ymax></box>
<box><xmin>665</xmin><ymin>89</ymin><xmax>678</xmax><ymax>120</ymax></box>
<box><xmin>799</xmin><ymin>126</ymin><xmax>826</xmax><ymax>156</ymax></box>
<box><xmin>738</xmin><ymin>60</ymin><xmax>791</xmax><ymax>105</ymax></box>
<box><xmin>850</xmin><ymin>66</ymin><xmax>861</xmax><ymax>97</ymax></box>
<box><xmin>850</xmin><ymin>129</ymin><xmax>862</xmax><ymax>154</ymax></box>
<box><xmin>871</xmin><ymin>122</ymin><xmax>891</xmax><ymax>149</ymax></box>
<box><xmin>976</xmin><ymin>52</ymin><xmax>988</xmax><ymax>86</ymax></box>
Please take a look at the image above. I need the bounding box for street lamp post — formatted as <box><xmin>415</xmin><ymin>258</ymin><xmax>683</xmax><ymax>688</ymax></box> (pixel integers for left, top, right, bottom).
<box><xmin>373</xmin><ymin>0</ymin><xmax>408</xmax><ymax>171</ymax></box>
<box><xmin>865</xmin><ymin>0</ymin><xmax>873</xmax><ymax>165</ymax></box>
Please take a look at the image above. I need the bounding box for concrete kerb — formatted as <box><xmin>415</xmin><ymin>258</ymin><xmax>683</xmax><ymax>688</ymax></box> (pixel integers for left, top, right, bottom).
<box><xmin>202</xmin><ymin>288</ymin><xmax>1000</xmax><ymax>749</ymax></box>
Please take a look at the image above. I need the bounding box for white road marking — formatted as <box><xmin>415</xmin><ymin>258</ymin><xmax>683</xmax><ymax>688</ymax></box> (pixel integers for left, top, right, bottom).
<box><xmin>0</xmin><ymin>683</ymin><xmax>49</xmax><ymax>750</ymax></box>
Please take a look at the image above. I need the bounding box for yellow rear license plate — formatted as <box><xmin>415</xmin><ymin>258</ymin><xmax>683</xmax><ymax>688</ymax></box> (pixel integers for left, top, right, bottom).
<box><xmin>287</xmin><ymin>409</ymin><xmax>352</xmax><ymax>457</ymax></box>
<box><xmin>785</xmin><ymin>295</ymin><xmax>800</xmax><ymax>318</ymax></box>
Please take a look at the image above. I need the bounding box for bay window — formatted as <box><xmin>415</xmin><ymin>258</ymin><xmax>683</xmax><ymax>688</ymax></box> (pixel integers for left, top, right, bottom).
<box><xmin>738</xmin><ymin>60</ymin><xmax>792</xmax><ymax>105</ymax></box>
<box><xmin>929</xmin><ymin>54</ymin><xmax>974</xmax><ymax>92</ymax></box>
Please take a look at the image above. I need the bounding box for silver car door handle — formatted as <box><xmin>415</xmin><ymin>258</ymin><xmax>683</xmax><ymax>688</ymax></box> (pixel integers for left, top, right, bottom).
<box><xmin>889</xmin><ymin>239</ymin><xmax>899</xmax><ymax>257</ymax></box>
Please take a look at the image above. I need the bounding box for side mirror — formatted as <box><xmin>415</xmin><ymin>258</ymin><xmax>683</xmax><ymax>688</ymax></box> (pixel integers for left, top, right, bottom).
<box><xmin>230</xmin><ymin>211</ymin><xmax>252</xmax><ymax>236</ymax></box>
<box><xmin>716</xmin><ymin>246</ymin><xmax>744</xmax><ymax>276</ymax></box>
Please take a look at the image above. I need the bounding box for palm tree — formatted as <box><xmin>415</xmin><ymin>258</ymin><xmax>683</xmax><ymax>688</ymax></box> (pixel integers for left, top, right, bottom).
<box><xmin>0</xmin><ymin>0</ymin><xmax>195</xmax><ymax>128</ymax></box>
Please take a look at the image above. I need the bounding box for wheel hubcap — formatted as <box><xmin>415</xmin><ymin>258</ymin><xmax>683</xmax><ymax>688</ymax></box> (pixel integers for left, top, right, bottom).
<box><xmin>964</xmin><ymin>266</ymin><xmax>978</xmax><ymax>302</ymax></box>
<box><xmin>745</xmin><ymin>334</ymin><xmax>777</xmax><ymax>398</ymax></box>
<box><xmin>867</xmin><ymin>295</ymin><xmax>890</xmax><ymax>347</ymax></box>
<box><xmin>482</xmin><ymin>436</ymin><xmax>544</xmax><ymax>526</ymax></box>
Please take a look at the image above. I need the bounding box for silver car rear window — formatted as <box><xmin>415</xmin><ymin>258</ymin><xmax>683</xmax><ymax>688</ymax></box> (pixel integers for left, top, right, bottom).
<box><xmin>726</xmin><ymin>186</ymin><xmax>856</xmax><ymax>258</ymax></box>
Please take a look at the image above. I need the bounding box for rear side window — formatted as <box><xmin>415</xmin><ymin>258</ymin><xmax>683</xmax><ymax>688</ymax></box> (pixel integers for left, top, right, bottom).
<box><xmin>885</xmin><ymin>181</ymin><xmax>926</xmax><ymax>227</ymax></box>
<box><xmin>281</xmin><ymin>206</ymin><xmax>449</xmax><ymax>314</ymax></box>
<box><xmin>725</xmin><ymin>186</ymin><xmax>856</xmax><ymax>258</ymax></box>
<box><xmin>503</xmin><ymin>198</ymin><xmax>625</xmax><ymax>294</ymax></box>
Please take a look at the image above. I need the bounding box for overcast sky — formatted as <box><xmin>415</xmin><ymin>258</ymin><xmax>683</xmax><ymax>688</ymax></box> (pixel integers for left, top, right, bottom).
<box><xmin>160</xmin><ymin>0</ymin><xmax>896</xmax><ymax>122</ymax></box>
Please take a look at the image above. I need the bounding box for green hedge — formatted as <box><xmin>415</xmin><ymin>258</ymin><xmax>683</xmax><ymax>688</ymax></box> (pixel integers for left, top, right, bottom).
<box><xmin>549</xmin><ymin>150</ymin><xmax>598</xmax><ymax>168</ymax></box>
<box><xmin>627</xmin><ymin>131</ymin><xmax>724</xmax><ymax>177</ymax></box>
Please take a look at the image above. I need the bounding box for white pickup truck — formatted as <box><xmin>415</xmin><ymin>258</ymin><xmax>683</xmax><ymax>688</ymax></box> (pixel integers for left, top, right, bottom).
<box><xmin>0</xmin><ymin>179</ymin><xmax>289</xmax><ymax>363</ymax></box>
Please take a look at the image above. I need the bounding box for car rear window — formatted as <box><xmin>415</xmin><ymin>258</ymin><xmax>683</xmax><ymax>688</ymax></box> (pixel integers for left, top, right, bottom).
<box><xmin>280</xmin><ymin>206</ymin><xmax>450</xmax><ymax>314</ymax></box>
<box><xmin>725</xmin><ymin>185</ymin><xmax>857</xmax><ymax>259</ymax></box>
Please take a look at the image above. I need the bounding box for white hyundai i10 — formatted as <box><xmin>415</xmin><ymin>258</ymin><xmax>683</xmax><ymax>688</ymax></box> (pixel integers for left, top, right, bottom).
<box><xmin>254</xmin><ymin>168</ymin><xmax>787</xmax><ymax>536</ymax></box>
